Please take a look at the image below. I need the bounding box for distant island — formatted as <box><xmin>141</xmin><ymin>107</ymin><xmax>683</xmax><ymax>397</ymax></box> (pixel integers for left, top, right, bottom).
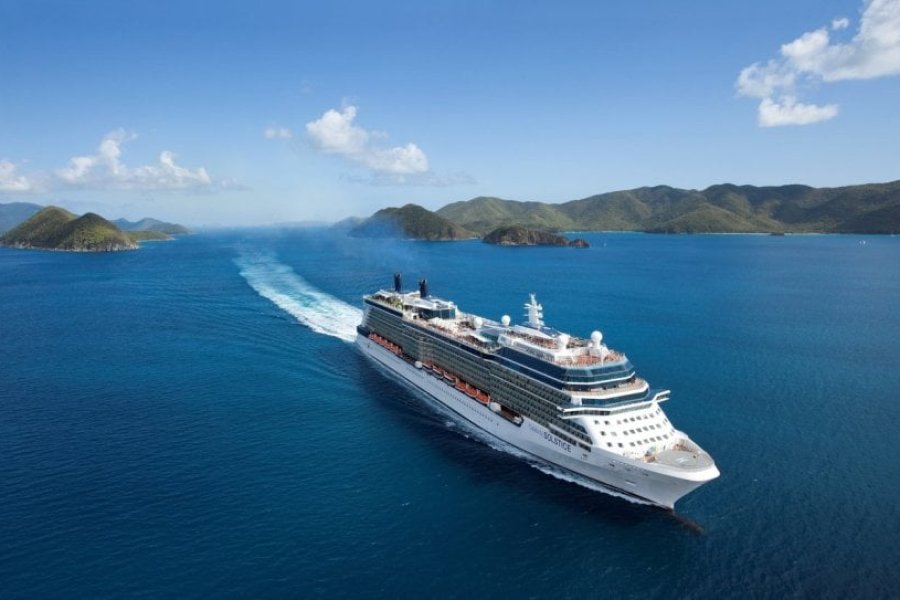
<box><xmin>349</xmin><ymin>204</ymin><xmax>475</xmax><ymax>240</ymax></box>
<box><xmin>346</xmin><ymin>179</ymin><xmax>900</xmax><ymax>240</ymax></box>
<box><xmin>113</xmin><ymin>217</ymin><xmax>190</xmax><ymax>236</ymax></box>
<box><xmin>483</xmin><ymin>225</ymin><xmax>589</xmax><ymax>247</ymax></box>
<box><xmin>0</xmin><ymin>206</ymin><xmax>189</xmax><ymax>252</ymax></box>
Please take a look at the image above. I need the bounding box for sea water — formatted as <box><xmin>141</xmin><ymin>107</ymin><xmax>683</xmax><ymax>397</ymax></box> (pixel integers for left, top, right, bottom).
<box><xmin>1</xmin><ymin>230</ymin><xmax>898</xmax><ymax>598</ymax></box>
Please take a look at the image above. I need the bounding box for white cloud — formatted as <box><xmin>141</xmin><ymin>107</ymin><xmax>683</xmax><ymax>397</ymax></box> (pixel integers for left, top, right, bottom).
<box><xmin>758</xmin><ymin>97</ymin><xmax>839</xmax><ymax>127</ymax></box>
<box><xmin>55</xmin><ymin>129</ymin><xmax>216</xmax><ymax>191</ymax></box>
<box><xmin>1</xmin><ymin>131</ymin><xmax>238</xmax><ymax>197</ymax></box>
<box><xmin>0</xmin><ymin>160</ymin><xmax>33</xmax><ymax>192</ymax></box>
<box><xmin>305</xmin><ymin>105</ymin><xmax>429</xmax><ymax>175</ymax></box>
<box><xmin>306</xmin><ymin>106</ymin><xmax>370</xmax><ymax>156</ymax></box>
<box><xmin>736</xmin><ymin>60</ymin><xmax>796</xmax><ymax>98</ymax></box>
<box><xmin>737</xmin><ymin>0</ymin><xmax>900</xmax><ymax>126</ymax></box>
<box><xmin>264</xmin><ymin>126</ymin><xmax>293</xmax><ymax>139</ymax></box>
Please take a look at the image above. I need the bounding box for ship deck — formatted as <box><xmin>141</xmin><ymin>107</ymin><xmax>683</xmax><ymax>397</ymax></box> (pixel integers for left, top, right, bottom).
<box><xmin>649</xmin><ymin>448</ymin><xmax>716</xmax><ymax>470</ymax></box>
<box><xmin>392</xmin><ymin>301</ymin><xmax>623</xmax><ymax>368</ymax></box>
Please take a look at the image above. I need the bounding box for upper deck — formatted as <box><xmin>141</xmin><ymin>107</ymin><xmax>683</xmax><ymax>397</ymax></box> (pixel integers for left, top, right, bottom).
<box><xmin>364</xmin><ymin>288</ymin><xmax>639</xmax><ymax>395</ymax></box>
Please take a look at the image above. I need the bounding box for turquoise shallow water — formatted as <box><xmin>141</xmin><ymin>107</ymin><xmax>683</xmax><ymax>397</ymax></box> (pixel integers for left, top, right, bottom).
<box><xmin>1</xmin><ymin>230</ymin><xmax>898</xmax><ymax>598</ymax></box>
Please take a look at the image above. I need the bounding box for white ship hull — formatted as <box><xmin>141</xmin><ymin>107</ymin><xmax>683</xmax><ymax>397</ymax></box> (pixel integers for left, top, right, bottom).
<box><xmin>357</xmin><ymin>333</ymin><xmax>716</xmax><ymax>509</ymax></box>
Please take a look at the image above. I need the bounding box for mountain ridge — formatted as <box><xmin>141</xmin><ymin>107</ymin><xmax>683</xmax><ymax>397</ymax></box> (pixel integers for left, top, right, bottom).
<box><xmin>435</xmin><ymin>180</ymin><xmax>900</xmax><ymax>234</ymax></box>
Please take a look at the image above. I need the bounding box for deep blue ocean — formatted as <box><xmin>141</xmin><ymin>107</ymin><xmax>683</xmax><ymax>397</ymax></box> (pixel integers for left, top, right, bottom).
<box><xmin>1</xmin><ymin>230</ymin><xmax>898</xmax><ymax>598</ymax></box>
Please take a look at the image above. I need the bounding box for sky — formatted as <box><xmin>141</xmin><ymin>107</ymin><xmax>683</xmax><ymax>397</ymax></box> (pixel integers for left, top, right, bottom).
<box><xmin>1</xmin><ymin>0</ymin><xmax>899</xmax><ymax>226</ymax></box>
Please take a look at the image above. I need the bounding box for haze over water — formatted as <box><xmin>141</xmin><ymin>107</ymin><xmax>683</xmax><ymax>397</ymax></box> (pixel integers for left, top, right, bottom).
<box><xmin>1</xmin><ymin>230</ymin><xmax>898</xmax><ymax>598</ymax></box>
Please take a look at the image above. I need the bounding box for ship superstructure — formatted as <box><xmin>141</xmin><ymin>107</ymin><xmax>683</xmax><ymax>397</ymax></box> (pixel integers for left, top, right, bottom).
<box><xmin>356</xmin><ymin>274</ymin><xmax>718</xmax><ymax>508</ymax></box>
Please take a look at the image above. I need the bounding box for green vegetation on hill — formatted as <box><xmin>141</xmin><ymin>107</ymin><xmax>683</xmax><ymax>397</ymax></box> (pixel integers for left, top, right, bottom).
<box><xmin>1</xmin><ymin>206</ymin><xmax>137</xmax><ymax>251</ymax></box>
<box><xmin>434</xmin><ymin>180</ymin><xmax>900</xmax><ymax>234</ymax></box>
<box><xmin>350</xmin><ymin>203</ymin><xmax>475</xmax><ymax>240</ymax></box>
<box><xmin>1</xmin><ymin>206</ymin><xmax>78</xmax><ymax>247</ymax></box>
<box><xmin>483</xmin><ymin>225</ymin><xmax>589</xmax><ymax>247</ymax></box>
<box><xmin>113</xmin><ymin>217</ymin><xmax>190</xmax><ymax>235</ymax></box>
<box><xmin>1</xmin><ymin>203</ymin><xmax>189</xmax><ymax>241</ymax></box>
<box><xmin>126</xmin><ymin>230</ymin><xmax>172</xmax><ymax>242</ymax></box>
<box><xmin>437</xmin><ymin>196</ymin><xmax>574</xmax><ymax>234</ymax></box>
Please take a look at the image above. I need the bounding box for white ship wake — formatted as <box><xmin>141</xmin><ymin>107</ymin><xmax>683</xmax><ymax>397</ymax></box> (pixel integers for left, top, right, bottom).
<box><xmin>235</xmin><ymin>252</ymin><xmax>361</xmax><ymax>343</ymax></box>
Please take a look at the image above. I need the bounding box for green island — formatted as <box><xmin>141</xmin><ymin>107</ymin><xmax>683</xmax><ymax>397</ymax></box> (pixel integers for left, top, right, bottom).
<box><xmin>112</xmin><ymin>217</ymin><xmax>190</xmax><ymax>235</ymax></box>
<box><xmin>349</xmin><ymin>203</ymin><xmax>474</xmax><ymax>240</ymax></box>
<box><xmin>482</xmin><ymin>225</ymin><xmax>589</xmax><ymax>247</ymax></box>
<box><xmin>347</xmin><ymin>179</ymin><xmax>900</xmax><ymax>241</ymax></box>
<box><xmin>0</xmin><ymin>206</ymin><xmax>188</xmax><ymax>252</ymax></box>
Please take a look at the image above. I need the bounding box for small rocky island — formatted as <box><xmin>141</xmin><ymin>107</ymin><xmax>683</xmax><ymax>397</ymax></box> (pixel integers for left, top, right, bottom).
<box><xmin>0</xmin><ymin>206</ymin><xmax>185</xmax><ymax>252</ymax></box>
<box><xmin>482</xmin><ymin>225</ymin><xmax>590</xmax><ymax>248</ymax></box>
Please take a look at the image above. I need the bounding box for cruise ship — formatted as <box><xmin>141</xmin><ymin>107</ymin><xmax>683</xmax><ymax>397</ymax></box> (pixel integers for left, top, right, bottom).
<box><xmin>356</xmin><ymin>274</ymin><xmax>719</xmax><ymax>508</ymax></box>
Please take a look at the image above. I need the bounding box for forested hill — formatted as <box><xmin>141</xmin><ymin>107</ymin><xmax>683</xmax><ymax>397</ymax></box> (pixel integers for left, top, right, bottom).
<box><xmin>349</xmin><ymin>203</ymin><xmax>475</xmax><ymax>240</ymax></box>
<box><xmin>435</xmin><ymin>181</ymin><xmax>900</xmax><ymax>234</ymax></box>
<box><xmin>1</xmin><ymin>206</ymin><xmax>138</xmax><ymax>251</ymax></box>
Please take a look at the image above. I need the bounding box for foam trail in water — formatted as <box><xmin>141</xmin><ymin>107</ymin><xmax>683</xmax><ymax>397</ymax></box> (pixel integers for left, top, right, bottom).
<box><xmin>235</xmin><ymin>252</ymin><xmax>362</xmax><ymax>343</ymax></box>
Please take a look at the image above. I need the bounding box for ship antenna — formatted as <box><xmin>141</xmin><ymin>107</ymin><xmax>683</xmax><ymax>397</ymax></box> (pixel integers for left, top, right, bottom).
<box><xmin>525</xmin><ymin>293</ymin><xmax>544</xmax><ymax>327</ymax></box>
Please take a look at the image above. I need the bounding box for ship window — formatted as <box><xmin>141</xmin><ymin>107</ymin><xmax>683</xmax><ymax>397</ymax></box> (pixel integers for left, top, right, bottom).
<box><xmin>607</xmin><ymin>443</ymin><xmax>612</xmax><ymax>448</ymax></box>
<box><xmin>604</xmin><ymin>420</ymin><xmax>609</xmax><ymax>425</ymax></box>
<box><xmin>618</xmin><ymin>443</ymin><xmax>623</xmax><ymax>448</ymax></box>
<box><xmin>629</xmin><ymin>442</ymin><xmax>635</xmax><ymax>447</ymax></box>
<box><xmin>601</xmin><ymin>431</ymin><xmax>606</xmax><ymax>436</ymax></box>
<box><xmin>594</xmin><ymin>420</ymin><xmax>599</xmax><ymax>425</ymax></box>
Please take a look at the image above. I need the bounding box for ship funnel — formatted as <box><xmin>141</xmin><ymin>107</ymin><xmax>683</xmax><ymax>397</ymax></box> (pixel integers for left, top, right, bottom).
<box><xmin>393</xmin><ymin>273</ymin><xmax>402</xmax><ymax>293</ymax></box>
<box><xmin>418</xmin><ymin>278</ymin><xmax>428</xmax><ymax>298</ymax></box>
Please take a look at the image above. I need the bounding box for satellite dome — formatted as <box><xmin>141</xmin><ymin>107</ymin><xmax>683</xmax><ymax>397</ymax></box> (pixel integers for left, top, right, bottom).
<box><xmin>473</xmin><ymin>317</ymin><xmax>484</xmax><ymax>329</ymax></box>
<box><xmin>501</xmin><ymin>315</ymin><xmax>511</xmax><ymax>327</ymax></box>
<box><xmin>591</xmin><ymin>330</ymin><xmax>603</xmax><ymax>344</ymax></box>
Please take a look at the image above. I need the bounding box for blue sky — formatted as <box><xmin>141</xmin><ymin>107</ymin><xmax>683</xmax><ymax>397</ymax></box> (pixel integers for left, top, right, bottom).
<box><xmin>1</xmin><ymin>0</ymin><xmax>898</xmax><ymax>226</ymax></box>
